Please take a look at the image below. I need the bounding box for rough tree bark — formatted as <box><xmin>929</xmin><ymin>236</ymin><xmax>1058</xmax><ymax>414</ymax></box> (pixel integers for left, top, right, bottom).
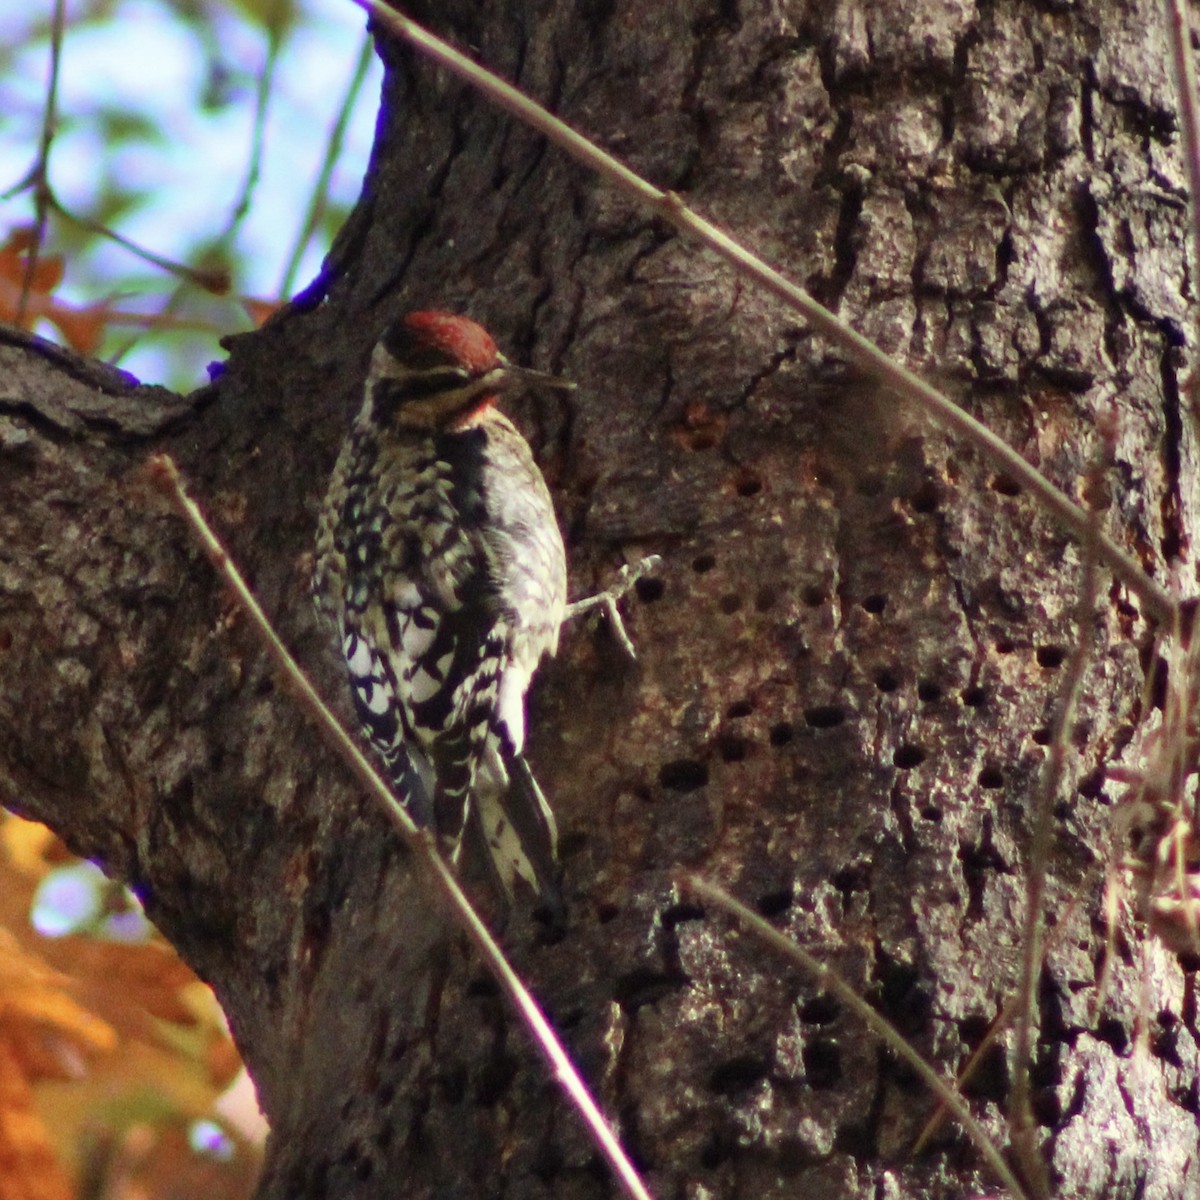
<box><xmin>2</xmin><ymin>0</ymin><xmax>1198</xmax><ymax>1197</ymax></box>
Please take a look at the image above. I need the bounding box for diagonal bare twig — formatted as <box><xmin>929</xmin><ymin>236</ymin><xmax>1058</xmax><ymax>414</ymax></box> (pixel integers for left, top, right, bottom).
<box><xmin>351</xmin><ymin>0</ymin><xmax>1177</xmax><ymax>631</ymax></box>
<box><xmin>146</xmin><ymin>453</ymin><xmax>655</xmax><ymax>1200</ymax></box>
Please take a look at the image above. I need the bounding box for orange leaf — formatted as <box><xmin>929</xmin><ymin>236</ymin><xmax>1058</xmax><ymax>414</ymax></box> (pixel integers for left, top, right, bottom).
<box><xmin>82</xmin><ymin>940</ymin><xmax>198</xmax><ymax>1026</ymax></box>
<box><xmin>0</xmin><ymin>231</ymin><xmax>65</xmax><ymax>301</ymax></box>
<box><xmin>0</xmin><ymin>823</ymin><xmax>59</xmax><ymax>880</ymax></box>
<box><xmin>241</xmin><ymin>297</ymin><xmax>282</xmax><ymax>327</ymax></box>
<box><xmin>45</xmin><ymin>303</ymin><xmax>109</xmax><ymax>355</ymax></box>
<box><xmin>5</xmin><ymin>228</ymin><xmax>37</xmax><ymax>254</ymax></box>
<box><xmin>0</xmin><ymin>1043</ymin><xmax>73</xmax><ymax>1200</ymax></box>
<box><xmin>0</xmin><ymin>817</ymin><xmax>254</xmax><ymax>1193</ymax></box>
<box><xmin>0</xmin><ymin>929</ymin><xmax>117</xmax><ymax>1082</ymax></box>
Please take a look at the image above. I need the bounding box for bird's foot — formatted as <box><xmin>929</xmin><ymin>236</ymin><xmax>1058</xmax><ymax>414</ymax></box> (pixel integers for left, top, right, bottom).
<box><xmin>563</xmin><ymin>555</ymin><xmax>661</xmax><ymax>659</ymax></box>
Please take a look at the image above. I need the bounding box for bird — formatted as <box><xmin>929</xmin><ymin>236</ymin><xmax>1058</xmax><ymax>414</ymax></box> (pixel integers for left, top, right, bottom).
<box><xmin>313</xmin><ymin>311</ymin><xmax>570</xmax><ymax>914</ymax></box>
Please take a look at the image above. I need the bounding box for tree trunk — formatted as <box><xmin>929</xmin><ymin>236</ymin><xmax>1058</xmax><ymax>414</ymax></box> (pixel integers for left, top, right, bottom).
<box><xmin>2</xmin><ymin>0</ymin><xmax>1197</xmax><ymax>1197</ymax></box>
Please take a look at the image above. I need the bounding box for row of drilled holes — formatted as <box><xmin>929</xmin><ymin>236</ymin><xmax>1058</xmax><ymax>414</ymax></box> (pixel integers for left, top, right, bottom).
<box><xmin>658</xmin><ymin>750</ymin><xmax>1008</xmax><ymax>791</ymax></box>
<box><xmin>658</xmin><ymin>655</ymin><xmax>1074</xmax><ymax>797</ymax></box>
<box><xmin>686</xmin><ymin>556</ymin><xmax>1074</xmax><ymax>667</ymax></box>
<box><xmin>677</xmin><ymin>463</ymin><xmax>1018</xmax><ymax>523</ymax></box>
<box><xmin>663</xmin><ymin>716</ymin><xmax>1011</xmax><ymax>790</ymax></box>
<box><xmin>683</xmin><ymin>567</ymin><xmax>1068</xmax><ymax>730</ymax></box>
<box><xmin>737</xmin><ymin>690</ymin><xmax>1053</xmax><ymax>747</ymax></box>
<box><xmin>662</xmin><ymin>716</ymin><xmax>1066</xmax><ymax>790</ymax></box>
<box><xmin>657</xmin><ymin>695</ymin><xmax>1058</xmax><ymax>796</ymax></box>
<box><xmin>680</xmin><ymin>432</ymin><xmax>1023</xmax><ymax>510</ymax></box>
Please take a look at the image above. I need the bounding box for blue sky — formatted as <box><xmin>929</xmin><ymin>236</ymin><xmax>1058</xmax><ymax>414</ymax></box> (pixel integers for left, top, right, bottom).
<box><xmin>0</xmin><ymin>0</ymin><xmax>382</xmax><ymax>387</ymax></box>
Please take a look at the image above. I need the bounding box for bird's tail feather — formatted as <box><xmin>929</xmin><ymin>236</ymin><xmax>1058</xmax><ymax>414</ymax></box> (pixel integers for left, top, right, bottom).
<box><xmin>380</xmin><ymin>742</ymin><xmax>436</xmax><ymax>829</ymax></box>
<box><xmin>469</xmin><ymin>753</ymin><xmax>564</xmax><ymax>922</ymax></box>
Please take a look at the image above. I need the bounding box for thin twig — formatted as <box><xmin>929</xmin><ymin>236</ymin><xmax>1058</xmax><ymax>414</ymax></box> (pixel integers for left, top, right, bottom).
<box><xmin>351</xmin><ymin>0</ymin><xmax>1177</xmax><ymax>632</ymax></box>
<box><xmin>280</xmin><ymin>33</ymin><xmax>374</xmax><ymax>298</ymax></box>
<box><xmin>17</xmin><ymin>0</ymin><xmax>66</xmax><ymax>324</ymax></box>
<box><xmin>53</xmin><ymin>201</ymin><xmax>230</xmax><ymax>292</ymax></box>
<box><xmin>683</xmin><ymin>875</ymin><xmax>1030</xmax><ymax>1200</ymax></box>
<box><xmin>105</xmin><ymin>10</ymin><xmax>285</xmax><ymax>367</ymax></box>
<box><xmin>1008</xmin><ymin>456</ymin><xmax>1105</xmax><ymax>1199</ymax></box>
<box><xmin>227</xmin><ymin>8</ymin><xmax>285</xmax><ymax>231</ymax></box>
<box><xmin>147</xmin><ymin>454</ymin><xmax>655</xmax><ymax>1200</ymax></box>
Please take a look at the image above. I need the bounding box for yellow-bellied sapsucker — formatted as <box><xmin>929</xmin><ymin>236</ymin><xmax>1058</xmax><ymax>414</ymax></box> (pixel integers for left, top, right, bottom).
<box><xmin>313</xmin><ymin>311</ymin><xmax>569</xmax><ymax>911</ymax></box>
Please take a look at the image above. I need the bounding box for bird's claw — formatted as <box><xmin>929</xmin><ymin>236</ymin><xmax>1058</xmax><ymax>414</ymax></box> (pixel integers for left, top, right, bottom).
<box><xmin>563</xmin><ymin>555</ymin><xmax>661</xmax><ymax>659</ymax></box>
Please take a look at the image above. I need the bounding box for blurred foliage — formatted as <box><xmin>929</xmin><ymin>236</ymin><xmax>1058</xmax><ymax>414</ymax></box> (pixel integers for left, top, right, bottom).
<box><xmin>0</xmin><ymin>812</ymin><xmax>263</xmax><ymax>1200</ymax></box>
<box><xmin>0</xmin><ymin>0</ymin><xmax>379</xmax><ymax>389</ymax></box>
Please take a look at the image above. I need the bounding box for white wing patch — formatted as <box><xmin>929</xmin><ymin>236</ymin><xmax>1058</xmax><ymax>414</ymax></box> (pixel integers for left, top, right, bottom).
<box><xmin>391</xmin><ymin>581</ymin><xmax>422</xmax><ymax>609</ymax></box>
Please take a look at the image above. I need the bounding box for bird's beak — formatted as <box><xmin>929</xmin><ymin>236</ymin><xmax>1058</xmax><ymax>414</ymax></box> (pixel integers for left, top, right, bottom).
<box><xmin>495</xmin><ymin>356</ymin><xmax>577</xmax><ymax>392</ymax></box>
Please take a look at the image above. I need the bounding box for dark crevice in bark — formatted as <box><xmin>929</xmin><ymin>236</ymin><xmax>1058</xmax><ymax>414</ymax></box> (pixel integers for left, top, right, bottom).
<box><xmin>826</xmin><ymin>178</ymin><xmax>866</xmax><ymax>312</ymax></box>
<box><xmin>1080</xmin><ymin>67</ymin><xmax>1096</xmax><ymax>163</ymax></box>
<box><xmin>1157</xmin><ymin>333</ymin><xmax>1187</xmax><ymax>566</ymax></box>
